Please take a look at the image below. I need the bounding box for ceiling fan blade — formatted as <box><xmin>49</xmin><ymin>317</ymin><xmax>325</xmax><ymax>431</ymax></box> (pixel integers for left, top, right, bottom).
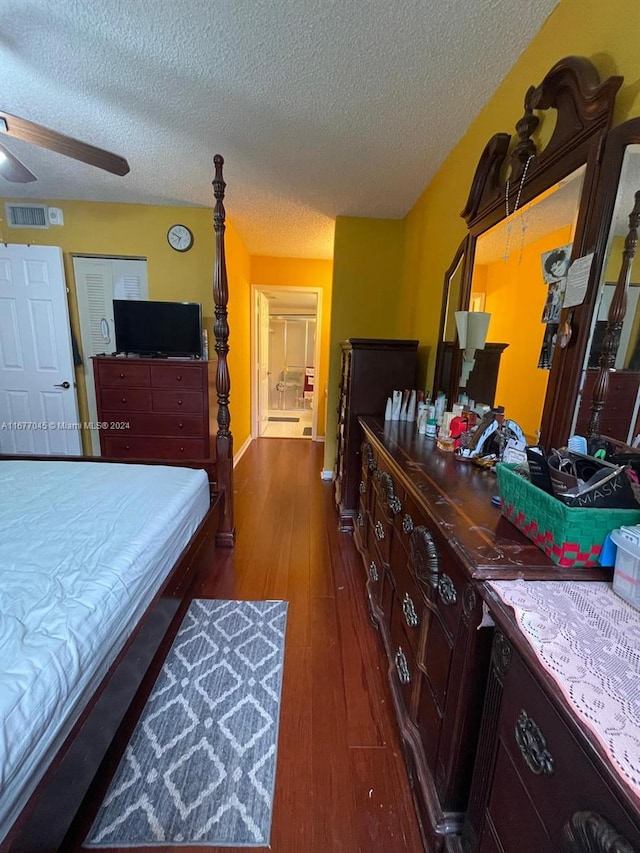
<box><xmin>0</xmin><ymin>141</ymin><xmax>37</xmax><ymax>182</ymax></box>
<box><xmin>0</xmin><ymin>111</ymin><xmax>130</xmax><ymax>177</ymax></box>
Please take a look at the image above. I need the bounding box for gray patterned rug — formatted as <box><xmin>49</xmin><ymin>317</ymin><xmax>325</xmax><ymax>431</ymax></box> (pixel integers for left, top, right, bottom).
<box><xmin>85</xmin><ymin>599</ymin><xmax>288</xmax><ymax>848</ymax></box>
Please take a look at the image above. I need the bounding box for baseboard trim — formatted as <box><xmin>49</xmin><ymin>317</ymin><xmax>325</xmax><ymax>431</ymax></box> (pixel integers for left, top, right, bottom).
<box><xmin>233</xmin><ymin>435</ymin><xmax>252</xmax><ymax>466</ymax></box>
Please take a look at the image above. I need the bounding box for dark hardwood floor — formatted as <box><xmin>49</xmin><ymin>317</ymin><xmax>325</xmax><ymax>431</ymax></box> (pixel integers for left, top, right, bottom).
<box><xmin>66</xmin><ymin>438</ymin><xmax>424</xmax><ymax>853</ymax></box>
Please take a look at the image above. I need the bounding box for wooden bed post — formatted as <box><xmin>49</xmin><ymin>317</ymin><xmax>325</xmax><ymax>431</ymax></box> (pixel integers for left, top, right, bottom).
<box><xmin>212</xmin><ymin>154</ymin><xmax>235</xmax><ymax>546</ymax></box>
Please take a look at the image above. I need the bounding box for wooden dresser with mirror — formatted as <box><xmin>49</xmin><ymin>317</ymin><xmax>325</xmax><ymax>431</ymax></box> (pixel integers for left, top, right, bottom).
<box><xmin>350</xmin><ymin>56</ymin><xmax>640</xmax><ymax>852</ymax></box>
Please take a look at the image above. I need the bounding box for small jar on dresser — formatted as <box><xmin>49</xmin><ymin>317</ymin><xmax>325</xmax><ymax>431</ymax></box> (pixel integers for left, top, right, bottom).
<box><xmin>334</xmin><ymin>338</ymin><xmax>418</xmax><ymax>531</ymax></box>
<box><xmin>93</xmin><ymin>356</ymin><xmax>214</xmax><ymax>460</ymax></box>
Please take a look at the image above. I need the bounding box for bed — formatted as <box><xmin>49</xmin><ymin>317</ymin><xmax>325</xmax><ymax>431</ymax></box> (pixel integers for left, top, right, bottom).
<box><xmin>0</xmin><ymin>156</ymin><xmax>235</xmax><ymax>852</ymax></box>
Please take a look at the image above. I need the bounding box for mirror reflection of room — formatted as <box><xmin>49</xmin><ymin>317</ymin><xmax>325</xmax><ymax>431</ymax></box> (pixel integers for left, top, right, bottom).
<box><xmin>573</xmin><ymin>144</ymin><xmax>640</xmax><ymax>444</ymax></box>
<box><xmin>467</xmin><ymin>164</ymin><xmax>586</xmax><ymax>440</ymax></box>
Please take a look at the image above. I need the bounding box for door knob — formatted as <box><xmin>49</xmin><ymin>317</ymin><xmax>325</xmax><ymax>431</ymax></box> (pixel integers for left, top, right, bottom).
<box><xmin>54</xmin><ymin>381</ymin><xmax>71</xmax><ymax>389</ymax></box>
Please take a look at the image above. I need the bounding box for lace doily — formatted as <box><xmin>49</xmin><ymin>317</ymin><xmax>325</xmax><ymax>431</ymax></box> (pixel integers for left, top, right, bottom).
<box><xmin>488</xmin><ymin>580</ymin><xmax>640</xmax><ymax>802</ymax></box>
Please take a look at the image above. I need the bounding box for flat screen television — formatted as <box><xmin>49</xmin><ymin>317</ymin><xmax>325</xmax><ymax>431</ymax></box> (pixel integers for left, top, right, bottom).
<box><xmin>113</xmin><ymin>299</ymin><xmax>203</xmax><ymax>358</ymax></box>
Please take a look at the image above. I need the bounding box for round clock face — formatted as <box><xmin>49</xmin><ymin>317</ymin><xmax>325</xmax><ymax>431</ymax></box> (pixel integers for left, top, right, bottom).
<box><xmin>167</xmin><ymin>224</ymin><xmax>194</xmax><ymax>252</ymax></box>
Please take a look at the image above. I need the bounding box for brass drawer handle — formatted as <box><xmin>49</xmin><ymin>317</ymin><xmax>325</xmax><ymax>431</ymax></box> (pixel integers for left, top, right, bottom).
<box><xmin>402</xmin><ymin>514</ymin><xmax>414</xmax><ymax>534</ymax></box>
<box><xmin>402</xmin><ymin>592</ymin><xmax>419</xmax><ymax>628</ymax></box>
<box><xmin>410</xmin><ymin>526</ymin><xmax>439</xmax><ymax>589</ymax></box>
<box><xmin>369</xmin><ymin>561</ymin><xmax>379</xmax><ymax>582</ymax></box>
<box><xmin>438</xmin><ymin>574</ymin><xmax>457</xmax><ymax>606</ymax></box>
<box><xmin>515</xmin><ymin>709</ymin><xmax>554</xmax><ymax>776</ymax></box>
<box><xmin>395</xmin><ymin>647</ymin><xmax>411</xmax><ymax>684</ymax></box>
<box><xmin>374</xmin><ymin>521</ymin><xmax>385</xmax><ymax>540</ymax></box>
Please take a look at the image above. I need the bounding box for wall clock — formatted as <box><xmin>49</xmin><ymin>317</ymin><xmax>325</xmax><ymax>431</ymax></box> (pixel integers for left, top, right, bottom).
<box><xmin>167</xmin><ymin>224</ymin><xmax>194</xmax><ymax>252</ymax></box>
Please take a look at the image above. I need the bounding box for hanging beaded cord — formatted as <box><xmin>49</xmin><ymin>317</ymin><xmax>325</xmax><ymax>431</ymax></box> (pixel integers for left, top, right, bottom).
<box><xmin>503</xmin><ymin>154</ymin><xmax>535</xmax><ymax>263</ymax></box>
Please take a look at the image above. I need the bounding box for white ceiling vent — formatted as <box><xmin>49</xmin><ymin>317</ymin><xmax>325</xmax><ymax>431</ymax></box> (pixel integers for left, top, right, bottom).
<box><xmin>5</xmin><ymin>203</ymin><xmax>49</xmax><ymax>229</ymax></box>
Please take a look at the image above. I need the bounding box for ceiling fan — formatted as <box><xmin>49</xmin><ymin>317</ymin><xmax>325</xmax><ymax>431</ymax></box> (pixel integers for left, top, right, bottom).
<box><xmin>0</xmin><ymin>110</ymin><xmax>130</xmax><ymax>183</ymax></box>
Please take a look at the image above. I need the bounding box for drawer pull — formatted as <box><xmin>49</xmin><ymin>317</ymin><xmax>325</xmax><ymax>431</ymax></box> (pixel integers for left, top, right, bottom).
<box><xmin>402</xmin><ymin>592</ymin><xmax>419</xmax><ymax>628</ymax></box>
<box><xmin>121</xmin><ymin>397</ymin><xmax>127</xmax><ymax>403</ymax></box>
<box><xmin>402</xmin><ymin>514</ymin><xmax>414</xmax><ymax>534</ymax></box>
<box><xmin>359</xmin><ymin>480</ymin><xmax>366</xmax><ymax>494</ymax></box>
<box><xmin>395</xmin><ymin>647</ymin><xmax>411</xmax><ymax>684</ymax></box>
<box><xmin>380</xmin><ymin>472</ymin><xmax>402</xmax><ymax>515</ymax></box>
<box><xmin>515</xmin><ymin>709</ymin><xmax>554</xmax><ymax>776</ymax></box>
<box><xmin>176</xmin><ymin>375</ymin><xmax>182</xmax><ymax>381</ymax></box>
<box><xmin>410</xmin><ymin>526</ymin><xmax>439</xmax><ymax>589</ymax></box>
<box><xmin>562</xmin><ymin>811</ymin><xmax>635</xmax><ymax>852</ymax></box>
<box><xmin>438</xmin><ymin>574</ymin><xmax>457</xmax><ymax>606</ymax></box>
<box><xmin>357</xmin><ymin>512</ymin><xmax>364</xmax><ymax>528</ymax></box>
<box><xmin>119</xmin><ymin>372</ymin><xmax>125</xmax><ymax>379</ymax></box>
<box><xmin>179</xmin><ymin>446</ymin><xmax>185</xmax><ymax>452</ymax></box>
<box><xmin>374</xmin><ymin>521</ymin><xmax>385</xmax><ymax>540</ymax></box>
<box><xmin>369</xmin><ymin>561</ymin><xmax>379</xmax><ymax>582</ymax></box>
<box><xmin>177</xmin><ymin>399</ymin><xmax>183</xmax><ymax>405</ymax></box>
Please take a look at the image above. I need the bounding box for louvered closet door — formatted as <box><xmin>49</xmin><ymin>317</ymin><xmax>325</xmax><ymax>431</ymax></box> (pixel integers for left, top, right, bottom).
<box><xmin>73</xmin><ymin>256</ymin><xmax>148</xmax><ymax>454</ymax></box>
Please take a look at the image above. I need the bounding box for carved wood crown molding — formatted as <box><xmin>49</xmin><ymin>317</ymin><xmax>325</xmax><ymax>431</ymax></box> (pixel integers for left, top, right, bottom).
<box><xmin>461</xmin><ymin>56</ymin><xmax>623</xmax><ymax>228</ymax></box>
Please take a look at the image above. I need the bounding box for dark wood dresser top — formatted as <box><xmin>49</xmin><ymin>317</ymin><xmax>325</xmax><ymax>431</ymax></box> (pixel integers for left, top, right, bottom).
<box><xmin>359</xmin><ymin>416</ymin><xmax>611</xmax><ymax>581</ymax></box>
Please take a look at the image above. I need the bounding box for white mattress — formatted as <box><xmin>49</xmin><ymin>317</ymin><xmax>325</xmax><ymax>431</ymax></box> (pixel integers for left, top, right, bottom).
<box><xmin>0</xmin><ymin>460</ymin><xmax>210</xmax><ymax>842</ymax></box>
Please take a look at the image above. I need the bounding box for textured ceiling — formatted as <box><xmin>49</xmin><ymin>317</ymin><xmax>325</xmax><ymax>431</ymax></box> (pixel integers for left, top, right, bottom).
<box><xmin>0</xmin><ymin>0</ymin><xmax>560</xmax><ymax>259</ymax></box>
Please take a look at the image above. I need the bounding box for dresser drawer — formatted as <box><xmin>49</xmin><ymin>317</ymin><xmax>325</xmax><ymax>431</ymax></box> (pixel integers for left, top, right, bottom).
<box><xmin>151</xmin><ymin>389</ymin><xmax>205</xmax><ymax>413</ymax></box>
<box><xmin>101</xmin><ymin>412</ymin><xmax>205</xmax><ymax>437</ymax></box>
<box><xmin>96</xmin><ymin>360</ymin><xmax>151</xmax><ymax>387</ymax></box>
<box><xmin>100</xmin><ymin>388</ymin><xmax>152</xmax><ymax>412</ymax></box>
<box><xmin>150</xmin><ymin>362</ymin><xmax>205</xmax><ymax>389</ymax></box>
<box><xmin>102</xmin><ymin>435</ymin><xmax>206</xmax><ymax>459</ymax></box>
<box><xmin>388</xmin><ymin>531</ymin><xmax>425</xmax><ymax>658</ymax></box>
<box><xmin>489</xmin><ymin>647</ymin><xmax>640</xmax><ymax>850</ymax></box>
<box><xmin>389</xmin><ymin>593</ymin><xmax>418</xmax><ymax>716</ymax></box>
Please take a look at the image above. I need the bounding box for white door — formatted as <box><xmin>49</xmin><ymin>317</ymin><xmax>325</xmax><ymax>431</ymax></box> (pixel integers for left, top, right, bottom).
<box><xmin>257</xmin><ymin>290</ymin><xmax>271</xmax><ymax>436</ymax></box>
<box><xmin>73</xmin><ymin>256</ymin><xmax>148</xmax><ymax>454</ymax></box>
<box><xmin>0</xmin><ymin>244</ymin><xmax>82</xmax><ymax>454</ymax></box>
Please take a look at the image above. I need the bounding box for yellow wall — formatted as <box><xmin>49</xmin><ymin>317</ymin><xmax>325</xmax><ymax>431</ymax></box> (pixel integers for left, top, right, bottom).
<box><xmin>323</xmin><ymin>216</ymin><xmax>408</xmax><ymax>471</ymax></box>
<box><xmin>325</xmin><ymin>0</ymin><xmax>640</xmax><ymax>473</ymax></box>
<box><xmin>1</xmin><ymin>197</ymin><xmax>253</xmax><ymax>452</ymax></box>
<box><xmin>251</xmin><ymin>256</ymin><xmax>333</xmax><ymax>437</ymax></box>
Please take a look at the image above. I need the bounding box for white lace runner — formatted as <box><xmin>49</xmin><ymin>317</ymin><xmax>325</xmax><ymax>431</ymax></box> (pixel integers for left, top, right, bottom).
<box><xmin>488</xmin><ymin>580</ymin><xmax>640</xmax><ymax>802</ymax></box>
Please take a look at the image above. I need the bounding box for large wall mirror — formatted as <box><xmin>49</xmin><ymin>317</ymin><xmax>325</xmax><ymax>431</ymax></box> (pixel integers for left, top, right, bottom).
<box><xmin>571</xmin><ymin>131</ymin><xmax>640</xmax><ymax>445</ymax></box>
<box><xmin>434</xmin><ymin>56</ymin><xmax>627</xmax><ymax>450</ymax></box>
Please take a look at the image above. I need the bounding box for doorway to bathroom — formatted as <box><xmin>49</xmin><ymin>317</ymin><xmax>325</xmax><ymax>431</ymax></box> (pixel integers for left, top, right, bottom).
<box><xmin>252</xmin><ymin>285</ymin><xmax>322</xmax><ymax>439</ymax></box>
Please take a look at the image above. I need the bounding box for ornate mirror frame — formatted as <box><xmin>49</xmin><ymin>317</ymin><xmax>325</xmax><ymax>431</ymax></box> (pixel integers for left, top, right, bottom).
<box><xmin>578</xmin><ymin>118</ymin><xmax>640</xmax><ymax>445</ymax></box>
<box><xmin>433</xmin><ymin>56</ymin><xmax>623</xmax><ymax>450</ymax></box>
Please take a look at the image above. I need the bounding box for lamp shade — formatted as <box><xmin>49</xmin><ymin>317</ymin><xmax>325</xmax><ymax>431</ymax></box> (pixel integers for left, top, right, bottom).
<box><xmin>466</xmin><ymin>311</ymin><xmax>491</xmax><ymax>350</ymax></box>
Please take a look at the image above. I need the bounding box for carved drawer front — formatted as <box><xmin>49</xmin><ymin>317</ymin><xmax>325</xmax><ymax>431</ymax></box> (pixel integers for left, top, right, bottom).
<box><xmin>392</xmin><ymin>489</ymin><xmax>424</xmax><ymax>562</ymax></box>
<box><xmin>102</xmin><ymin>435</ymin><xmax>206</xmax><ymax>459</ymax></box>
<box><xmin>370</xmin><ymin>491</ymin><xmax>393</xmax><ymax>566</ymax></box>
<box><xmin>149</xmin><ymin>362</ymin><xmax>206</xmax><ymax>389</ymax></box>
<box><xmin>100</xmin><ymin>388</ymin><xmax>152</xmax><ymax>412</ymax></box>
<box><xmin>434</xmin><ymin>557</ymin><xmax>463</xmax><ymax>642</ymax></box>
<box><xmin>388</xmin><ymin>532</ymin><xmax>425</xmax><ymax>658</ymax></box>
<box><xmin>486</xmin><ymin>648</ymin><xmax>640</xmax><ymax>851</ymax></box>
<box><xmin>151</xmin><ymin>389</ymin><xmax>205</xmax><ymax>414</ymax></box>
<box><xmin>96</xmin><ymin>360</ymin><xmax>151</xmax><ymax>387</ymax></box>
<box><xmin>424</xmin><ymin>610</ymin><xmax>454</xmax><ymax>715</ymax></box>
<box><xmin>389</xmin><ymin>593</ymin><xmax>419</xmax><ymax>715</ymax></box>
<box><xmin>102</xmin><ymin>412</ymin><xmax>204</xmax><ymax>437</ymax></box>
<box><xmin>416</xmin><ymin>667</ymin><xmax>444</xmax><ymax>774</ymax></box>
